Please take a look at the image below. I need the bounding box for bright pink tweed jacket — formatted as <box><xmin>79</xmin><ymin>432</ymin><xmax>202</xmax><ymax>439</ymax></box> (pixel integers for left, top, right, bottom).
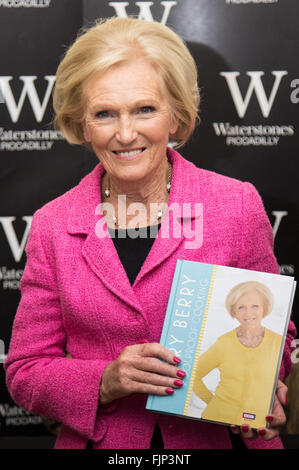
<box><xmin>5</xmin><ymin>149</ymin><xmax>296</xmax><ymax>449</ymax></box>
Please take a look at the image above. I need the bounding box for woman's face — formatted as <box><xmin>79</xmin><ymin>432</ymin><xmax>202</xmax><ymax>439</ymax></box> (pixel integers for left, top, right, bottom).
<box><xmin>233</xmin><ymin>289</ymin><xmax>265</xmax><ymax>328</ymax></box>
<box><xmin>83</xmin><ymin>57</ymin><xmax>178</xmax><ymax>184</ymax></box>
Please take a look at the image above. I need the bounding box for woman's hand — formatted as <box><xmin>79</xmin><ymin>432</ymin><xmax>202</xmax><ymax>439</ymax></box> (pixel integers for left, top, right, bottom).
<box><xmin>99</xmin><ymin>342</ymin><xmax>185</xmax><ymax>405</ymax></box>
<box><xmin>230</xmin><ymin>379</ymin><xmax>287</xmax><ymax>441</ymax></box>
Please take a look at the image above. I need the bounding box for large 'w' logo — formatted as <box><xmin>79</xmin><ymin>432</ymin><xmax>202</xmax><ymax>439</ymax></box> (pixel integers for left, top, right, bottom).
<box><xmin>0</xmin><ymin>75</ymin><xmax>56</xmax><ymax>123</ymax></box>
<box><xmin>0</xmin><ymin>216</ymin><xmax>32</xmax><ymax>263</ymax></box>
<box><xmin>220</xmin><ymin>71</ymin><xmax>288</xmax><ymax>118</ymax></box>
<box><xmin>108</xmin><ymin>1</ymin><xmax>177</xmax><ymax>24</ymax></box>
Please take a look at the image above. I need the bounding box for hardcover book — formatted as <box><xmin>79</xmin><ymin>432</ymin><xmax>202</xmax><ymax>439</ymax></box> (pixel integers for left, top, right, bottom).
<box><xmin>146</xmin><ymin>260</ymin><xmax>296</xmax><ymax>429</ymax></box>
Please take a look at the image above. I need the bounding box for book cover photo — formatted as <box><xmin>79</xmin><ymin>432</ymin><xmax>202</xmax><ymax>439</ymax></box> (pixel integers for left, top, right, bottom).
<box><xmin>146</xmin><ymin>260</ymin><xmax>296</xmax><ymax>429</ymax></box>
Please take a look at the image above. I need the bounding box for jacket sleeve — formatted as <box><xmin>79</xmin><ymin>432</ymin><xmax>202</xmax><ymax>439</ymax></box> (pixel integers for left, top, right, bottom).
<box><xmin>4</xmin><ymin>209</ymin><xmax>110</xmax><ymax>442</ymax></box>
<box><xmin>237</xmin><ymin>182</ymin><xmax>297</xmax><ymax>380</ymax></box>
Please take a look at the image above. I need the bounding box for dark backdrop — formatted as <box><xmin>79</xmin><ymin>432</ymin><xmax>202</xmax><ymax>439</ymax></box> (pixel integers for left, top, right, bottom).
<box><xmin>0</xmin><ymin>0</ymin><xmax>298</xmax><ymax>449</ymax></box>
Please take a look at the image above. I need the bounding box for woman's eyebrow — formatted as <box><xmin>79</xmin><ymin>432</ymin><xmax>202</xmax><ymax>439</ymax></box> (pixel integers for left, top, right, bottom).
<box><xmin>90</xmin><ymin>98</ymin><xmax>160</xmax><ymax>110</ymax></box>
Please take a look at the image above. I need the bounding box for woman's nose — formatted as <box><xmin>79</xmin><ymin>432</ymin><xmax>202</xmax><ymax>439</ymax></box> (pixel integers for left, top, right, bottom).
<box><xmin>115</xmin><ymin>115</ymin><xmax>137</xmax><ymax>144</ymax></box>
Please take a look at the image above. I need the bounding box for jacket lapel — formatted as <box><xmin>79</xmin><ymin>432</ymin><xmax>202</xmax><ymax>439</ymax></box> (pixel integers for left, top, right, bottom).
<box><xmin>66</xmin><ymin>149</ymin><xmax>201</xmax><ymax>311</ymax></box>
<box><xmin>67</xmin><ymin>164</ymin><xmax>144</xmax><ymax>314</ymax></box>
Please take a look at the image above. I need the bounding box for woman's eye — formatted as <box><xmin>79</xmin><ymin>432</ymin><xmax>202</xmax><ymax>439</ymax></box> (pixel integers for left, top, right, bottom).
<box><xmin>139</xmin><ymin>106</ymin><xmax>155</xmax><ymax>114</ymax></box>
<box><xmin>96</xmin><ymin>110</ymin><xmax>110</xmax><ymax>119</ymax></box>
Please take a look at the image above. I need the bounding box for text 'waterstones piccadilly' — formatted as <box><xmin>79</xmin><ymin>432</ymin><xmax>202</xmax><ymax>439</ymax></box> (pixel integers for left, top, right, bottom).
<box><xmin>0</xmin><ymin>0</ymin><xmax>51</xmax><ymax>7</ymax></box>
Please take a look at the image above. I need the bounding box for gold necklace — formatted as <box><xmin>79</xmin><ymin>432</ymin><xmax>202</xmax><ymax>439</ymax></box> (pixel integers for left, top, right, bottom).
<box><xmin>103</xmin><ymin>161</ymin><xmax>172</xmax><ymax>228</ymax></box>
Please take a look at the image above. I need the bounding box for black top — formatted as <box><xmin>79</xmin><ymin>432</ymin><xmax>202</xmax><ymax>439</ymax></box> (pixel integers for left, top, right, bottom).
<box><xmin>108</xmin><ymin>224</ymin><xmax>161</xmax><ymax>285</ymax></box>
<box><xmin>109</xmin><ymin>223</ymin><xmax>164</xmax><ymax>449</ymax></box>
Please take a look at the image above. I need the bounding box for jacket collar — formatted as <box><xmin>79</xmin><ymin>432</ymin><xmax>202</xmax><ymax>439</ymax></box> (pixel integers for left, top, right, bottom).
<box><xmin>67</xmin><ymin>163</ymin><xmax>105</xmax><ymax>235</ymax></box>
<box><xmin>67</xmin><ymin>149</ymin><xmax>201</xmax><ymax>314</ymax></box>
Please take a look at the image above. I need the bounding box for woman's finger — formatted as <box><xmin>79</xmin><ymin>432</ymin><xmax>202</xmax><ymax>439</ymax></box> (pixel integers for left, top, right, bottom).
<box><xmin>118</xmin><ymin>343</ymin><xmax>184</xmax><ymax>380</ymax></box>
<box><xmin>99</xmin><ymin>342</ymin><xmax>185</xmax><ymax>404</ymax></box>
<box><xmin>119</xmin><ymin>342</ymin><xmax>185</xmax><ymax>384</ymax></box>
<box><xmin>134</xmin><ymin>355</ymin><xmax>185</xmax><ymax>379</ymax></box>
<box><xmin>257</xmin><ymin>427</ymin><xmax>279</xmax><ymax>441</ymax></box>
<box><xmin>138</xmin><ymin>342</ymin><xmax>182</xmax><ymax>366</ymax></box>
<box><xmin>125</xmin><ymin>379</ymin><xmax>178</xmax><ymax>397</ymax></box>
<box><xmin>256</xmin><ymin>394</ymin><xmax>286</xmax><ymax>441</ymax></box>
<box><xmin>276</xmin><ymin>380</ymin><xmax>288</xmax><ymax>407</ymax></box>
<box><xmin>240</xmin><ymin>425</ymin><xmax>257</xmax><ymax>440</ymax></box>
<box><xmin>129</xmin><ymin>368</ymin><xmax>185</xmax><ymax>389</ymax></box>
<box><xmin>231</xmin><ymin>380</ymin><xmax>288</xmax><ymax>443</ymax></box>
<box><xmin>266</xmin><ymin>397</ymin><xmax>287</xmax><ymax>428</ymax></box>
<box><xmin>230</xmin><ymin>425</ymin><xmax>240</xmax><ymax>435</ymax></box>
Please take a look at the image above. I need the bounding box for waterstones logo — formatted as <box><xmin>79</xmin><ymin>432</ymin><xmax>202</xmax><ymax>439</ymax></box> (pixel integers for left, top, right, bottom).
<box><xmin>0</xmin><ymin>84</ymin><xmax>4</xmax><ymax>104</ymax></box>
<box><xmin>291</xmin><ymin>339</ymin><xmax>299</xmax><ymax>365</ymax></box>
<box><xmin>0</xmin><ymin>339</ymin><xmax>5</xmax><ymax>363</ymax></box>
<box><xmin>214</xmin><ymin>71</ymin><xmax>295</xmax><ymax>146</ymax></box>
<box><xmin>0</xmin><ymin>216</ymin><xmax>32</xmax><ymax>262</ymax></box>
<box><xmin>0</xmin><ymin>0</ymin><xmax>51</xmax><ymax>7</ymax></box>
<box><xmin>0</xmin><ymin>403</ymin><xmax>43</xmax><ymax>426</ymax></box>
<box><xmin>290</xmin><ymin>80</ymin><xmax>299</xmax><ymax>104</ymax></box>
<box><xmin>271</xmin><ymin>210</ymin><xmax>294</xmax><ymax>276</ymax></box>
<box><xmin>108</xmin><ymin>1</ymin><xmax>177</xmax><ymax>24</ymax></box>
<box><xmin>0</xmin><ymin>75</ymin><xmax>56</xmax><ymax>123</ymax></box>
<box><xmin>0</xmin><ymin>73</ymin><xmax>64</xmax><ymax>152</ymax></box>
<box><xmin>0</xmin><ymin>127</ymin><xmax>65</xmax><ymax>152</ymax></box>
<box><xmin>220</xmin><ymin>71</ymin><xmax>287</xmax><ymax>119</ymax></box>
<box><xmin>213</xmin><ymin>123</ymin><xmax>294</xmax><ymax>147</ymax></box>
<box><xmin>225</xmin><ymin>0</ymin><xmax>278</xmax><ymax>4</ymax></box>
<box><xmin>0</xmin><ymin>266</ymin><xmax>24</xmax><ymax>290</ymax></box>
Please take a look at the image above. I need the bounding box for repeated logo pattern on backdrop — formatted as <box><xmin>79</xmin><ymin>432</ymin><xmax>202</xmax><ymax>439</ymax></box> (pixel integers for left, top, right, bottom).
<box><xmin>0</xmin><ymin>0</ymin><xmax>298</xmax><ymax>444</ymax></box>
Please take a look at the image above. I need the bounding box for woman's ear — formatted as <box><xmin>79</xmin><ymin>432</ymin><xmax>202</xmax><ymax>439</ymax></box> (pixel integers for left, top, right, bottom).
<box><xmin>169</xmin><ymin>114</ymin><xmax>179</xmax><ymax>136</ymax></box>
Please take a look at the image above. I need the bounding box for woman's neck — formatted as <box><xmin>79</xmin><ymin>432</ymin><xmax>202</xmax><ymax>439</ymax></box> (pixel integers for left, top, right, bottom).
<box><xmin>101</xmin><ymin>159</ymin><xmax>172</xmax><ymax>228</ymax></box>
<box><xmin>106</xmin><ymin>159</ymin><xmax>169</xmax><ymax>203</ymax></box>
<box><xmin>236</xmin><ymin>325</ymin><xmax>265</xmax><ymax>348</ymax></box>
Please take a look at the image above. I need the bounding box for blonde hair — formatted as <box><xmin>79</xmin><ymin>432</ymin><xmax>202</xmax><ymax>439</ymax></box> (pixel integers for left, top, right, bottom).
<box><xmin>225</xmin><ymin>281</ymin><xmax>274</xmax><ymax>318</ymax></box>
<box><xmin>53</xmin><ymin>16</ymin><xmax>200</xmax><ymax>147</ymax></box>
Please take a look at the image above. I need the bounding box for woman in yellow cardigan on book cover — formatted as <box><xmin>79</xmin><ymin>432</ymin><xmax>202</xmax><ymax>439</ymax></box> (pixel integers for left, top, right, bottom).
<box><xmin>192</xmin><ymin>281</ymin><xmax>283</xmax><ymax>429</ymax></box>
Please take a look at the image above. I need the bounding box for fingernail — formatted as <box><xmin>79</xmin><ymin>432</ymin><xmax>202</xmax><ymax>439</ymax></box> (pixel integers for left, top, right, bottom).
<box><xmin>173</xmin><ymin>356</ymin><xmax>181</xmax><ymax>364</ymax></box>
<box><xmin>231</xmin><ymin>425</ymin><xmax>238</xmax><ymax>430</ymax></box>
<box><xmin>241</xmin><ymin>425</ymin><xmax>249</xmax><ymax>433</ymax></box>
<box><xmin>166</xmin><ymin>388</ymin><xmax>174</xmax><ymax>395</ymax></box>
<box><xmin>174</xmin><ymin>380</ymin><xmax>184</xmax><ymax>387</ymax></box>
<box><xmin>176</xmin><ymin>370</ymin><xmax>186</xmax><ymax>378</ymax></box>
<box><xmin>266</xmin><ymin>415</ymin><xmax>273</xmax><ymax>422</ymax></box>
<box><xmin>139</xmin><ymin>339</ymin><xmax>149</xmax><ymax>344</ymax></box>
<box><xmin>284</xmin><ymin>396</ymin><xmax>287</xmax><ymax>405</ymax></box>
<box><xmin>258</xmin><ymin>429</ymin><xmax>267</xmax><ymax>436</ymax></box>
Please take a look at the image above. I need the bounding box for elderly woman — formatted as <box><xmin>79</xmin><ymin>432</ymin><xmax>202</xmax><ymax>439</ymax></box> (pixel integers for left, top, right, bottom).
<box><xmin>193</xmin><ymin>281</ymin><xmax>283</xmax><ymax>429</ymax></box>
<box><xmin>4</xmin><ymin>17</ymin><xmax>296</xmax><ymax>449</ymax></box>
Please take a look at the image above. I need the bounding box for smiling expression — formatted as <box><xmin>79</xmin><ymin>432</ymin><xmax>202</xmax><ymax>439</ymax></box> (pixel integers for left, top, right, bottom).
<box><xmin>83</xmin><ymin>57</ymin><xmax>178</xmax><ymax>186</ymax></box>
<box><xmin>233</xmin><ymin>289</ymin><xmax>266</xmax><ymax>328</ymax></box>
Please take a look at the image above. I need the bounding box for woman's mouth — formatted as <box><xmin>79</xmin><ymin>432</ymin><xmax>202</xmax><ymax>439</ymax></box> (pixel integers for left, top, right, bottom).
<box><xmin>112</xmin><ymin>148</ymin><xmax>146</xmax><ymax>160</ymax></box>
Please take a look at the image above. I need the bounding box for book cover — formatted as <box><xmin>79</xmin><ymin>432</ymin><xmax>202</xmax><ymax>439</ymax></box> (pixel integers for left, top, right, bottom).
<box><xmin>146</xmin><ymin>260</ymin><xmax>296</xmax><ymax>429</ymax></box>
